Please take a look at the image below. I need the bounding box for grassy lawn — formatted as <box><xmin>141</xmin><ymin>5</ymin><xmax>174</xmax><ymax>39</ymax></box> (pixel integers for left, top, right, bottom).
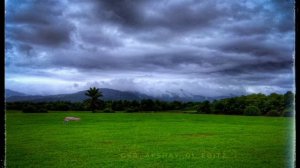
<box><xmin>6</xmin><ymin>111</ymin><xmax>294</xmax><ymax>168</ymax></box>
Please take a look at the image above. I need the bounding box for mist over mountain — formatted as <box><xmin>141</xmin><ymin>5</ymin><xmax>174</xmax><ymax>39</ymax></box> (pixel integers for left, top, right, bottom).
<box><xmin>5</xmin><ymin>89</ymin><xmax>28</xmax><ymax>97</ymax></box>
<box><xmin>5</xmin><ymin>88</ymin><xmax>228</xmax><ymax>102</ymax></box>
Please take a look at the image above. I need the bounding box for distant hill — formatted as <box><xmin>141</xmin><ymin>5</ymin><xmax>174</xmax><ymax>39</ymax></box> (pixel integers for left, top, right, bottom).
<box><xmin>5</xmin><ymin>88</ymin><xmax>234</xmax><ymax>102</ymax></box>
<box><xmin>5</xmin><ymin>89</ymin><xmax>28</xmax><ymax>97</ymax></box>
<box><xmin>5</xmin><ymin>88</ymin><xmax>153</xmax><ymax>102</ymax></box>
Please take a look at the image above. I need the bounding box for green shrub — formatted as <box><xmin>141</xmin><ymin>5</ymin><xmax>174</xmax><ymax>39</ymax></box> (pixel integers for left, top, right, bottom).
<box><xmin>103</xmin><ymin>108</ymin><xmax>115</xmax><ymax>113</ymax></box>
<box><xmin>38</xmin><ymin>108</ymin><xmax>48</xmax><ymax>113</ymax></box>
<box><xmin>282</xmin><ymin>108</ymin><xmax>294</xmax><ymax>117</ymax></box>
<box><xmin>22</xmin><ymin>105</ymin><xmax>48</xmax><ymax>113</ymax></box>
<box><xmin>197</xmin><ymin>101</ymin><xmax>211</xmax><ymax>114</ymax></box>
<box><xmin>125</xmin><ymin>107</ymin><xmax>139</xmax><ymax>113</ymax></box>
<box><xmin>266</xmin><ymin>110</ymin><xmax>281</xmax><ymax>117</ymax></box>
<box><xmin>22</xmin><ymin>105</ymin><xmax>35</xmax><ymax>113</ymax></box>
<box><xmin>244</xmin><ymin>106</ymin><xmax>261</xmax><ymax>116</ymax></box>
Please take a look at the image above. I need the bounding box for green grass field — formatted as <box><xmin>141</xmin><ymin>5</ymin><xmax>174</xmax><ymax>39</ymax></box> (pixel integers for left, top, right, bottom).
<box><xmin>6</xmin><ymin>111</ymin><xmax>294</xmax><ymax>168</ymax></box>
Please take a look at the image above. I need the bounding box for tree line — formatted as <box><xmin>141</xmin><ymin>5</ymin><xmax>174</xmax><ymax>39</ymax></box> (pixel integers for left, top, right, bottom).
<box><xmin>5</xmin><ymin>87</ymin><xmax>294</xmax><ymax>117</ymax></box>
<box><xmin>197</xmin><ymin>91</ymin><xmax>294</xmax><ymax>116</ymax></box>
<box><xmin>6</xmin><ymin>100</ymin><xmax>198</xmax><ymax>113</ymax></box>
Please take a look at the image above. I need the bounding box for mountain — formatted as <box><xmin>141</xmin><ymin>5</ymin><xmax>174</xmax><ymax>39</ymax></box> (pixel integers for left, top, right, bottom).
<box><xmin>5</xmin><ymin>88</ymin><xmax>153</xmax><ymax>102</ymax></box>
<box><xmin>5</xmin><ymin>89</ymin><xmax>28</xmax><ymax>97</ymax></box>
<box><xmin>5</xmin><ymin>88</ymin><xmax>235</xmax><ymax>102</ymax></box>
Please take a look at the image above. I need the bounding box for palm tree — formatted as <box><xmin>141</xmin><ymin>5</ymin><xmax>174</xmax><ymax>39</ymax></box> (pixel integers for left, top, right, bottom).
<box><xmin>85</xmin><ymin>87</ymin><xmax>103</xmax><ymax>112</ymax></box>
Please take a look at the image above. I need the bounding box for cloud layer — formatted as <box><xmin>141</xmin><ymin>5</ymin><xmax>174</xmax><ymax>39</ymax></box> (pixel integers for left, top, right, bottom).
<box><xmin>5</xmin><ymin>0</ymin><xmax>295</xmax><ymax>96</ymax></box>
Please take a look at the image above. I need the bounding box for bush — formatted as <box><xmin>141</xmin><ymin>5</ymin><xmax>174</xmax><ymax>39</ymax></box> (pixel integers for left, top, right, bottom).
<box><xmin>125</xmin><ymin>107</ymin><xmax>139</xmax><ymax>113</ymax></box>
<box><xmin>266</xmin><ymin>110</ymin><xmax>281</xmax><ymax>117</ymax></box>
<box><xmin>22</xmin><ymin>105</ymin><xmax>35</xmax><ymax>113</ymax></box>
<box><xmin>197</xmin><ymin>101</ymin><xmax>211</xmax><ymax>114</ymax></box>
<box><xmin>282</xmin><ymin>108</ymin><xmax>294</xmax><ymax>117</ymax></box>
<box><xmin>22</xmin><ymin>105</ymin><xmax>48</xmax><ymax>113</ymax></box>
<box><xmin>244</xmin><ymin>106</ymin><xmax>261</xmax><ymax>116</ymax></box>
<box><xmin>102</xmin><ymin>108</ymin><xmax>115</xmax><ymax>113</ymax></box>
<box><xmin>38</xmin><ymin>108</ymin><xmax>48</xmax><ymax>113</ymax></box>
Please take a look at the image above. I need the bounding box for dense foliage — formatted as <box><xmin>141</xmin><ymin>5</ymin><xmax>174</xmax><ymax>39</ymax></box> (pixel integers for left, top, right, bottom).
<box><xmin>22</xmin><ymin>103</ymin><xmax>48</xmax><ymax>113</ymax></box>
<box><xmin>6</xmin><ymin>91</ymin><xmax>294</xmax><ymax>117</ymax></box>
<box><xmin>6</xmin><ymin>100</ymin><xmax>198</xmax><ymax>113</ymax></box>
<box><xmin>244</xmin><ymin>106</ymin><xmax>261</xmax><ymax>116</ymax></box>
<box><xmin>196</xmin><ymin>91</ymin><xmax>294</xmax><ymax>117</ymax></box>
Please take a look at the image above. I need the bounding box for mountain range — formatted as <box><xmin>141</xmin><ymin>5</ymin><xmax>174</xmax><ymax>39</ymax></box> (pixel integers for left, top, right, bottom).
<box><xmin>5</xmin><ymin>88</ymin><xmax>232</xmax><ymax>102</ymax></box>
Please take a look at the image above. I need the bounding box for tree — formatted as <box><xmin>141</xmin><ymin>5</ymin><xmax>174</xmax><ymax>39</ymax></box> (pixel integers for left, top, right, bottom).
<box><xmin>266</xmin><ymin>109</ymin><xmax>281</xmax><ymax>117</ymax></box>
<box><xmin>197</xmin><ymin>101</ymin><xmax>211</xmax><ymax>114</ymax></box>
<box><xmin>170</xmin><ymin>101</ymin><xmax>183</xmax><ymax>110</ymax></box>
<box><xmin>112</xmin><ymin>100</ymin><xmax>124</xmax><ymax>111</ymax></box>
<box><xmin>212</xmin><ymin>100</ymin><xmax>226</xmax><ymax>114</ymax></box>
<box><xmin>244</xmin><ymin>105</ymin><xmax>261</xmax><ymax>116</ymax></box>
<box><xmin>283</xmin><ymin>91</ymin><xmax>294</xmax><ymax>116</ymax></box>
<box><xmin>84</xmin><ymin>87</ymin><xmax>103</xmax><ymax>112</ymax></box>
<box><xmin>268</xmin><ymin>93</ymin><xmax>284</xmax><ymax>114</ymax></box>
<box><xmin>22</xmin><ymin>104</ymin><xmax>47</xmax><ymax>113</ymax></box>
<box><xmin>140</xmin><ymin>99</ymin><xmax>155</xmax><ymax>111</ymax></box>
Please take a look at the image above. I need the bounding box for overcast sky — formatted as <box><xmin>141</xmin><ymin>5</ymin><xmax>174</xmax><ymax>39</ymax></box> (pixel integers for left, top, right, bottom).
<box><xmin>5</xmin><ymin>0</ymin><xmax>295</xmax><ymax>97</ymax></box>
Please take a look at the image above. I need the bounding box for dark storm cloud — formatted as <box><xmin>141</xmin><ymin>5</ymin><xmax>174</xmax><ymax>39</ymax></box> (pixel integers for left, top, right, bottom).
<box><xmin>225</xmin><ymin>22</ymin><xmax>272</xmax><ymax>36</ymax></box>
<box><xmin>86</xmin><ymin>0</ymin><xmax>294</xmax><ymax>36</ymax></box>
<box><xmin>6</xmin><ymin>0</ymin><xmax>62</xmax><ymax>25</ymax></box>
<box><xmin>7</xmin><ymin>24</ymin><xmax>73</xmax><ymax>47</ymax></box>
<box><xmin>17</xmin><ymin>43</ymin><xmax>33</xmax><ymax>56</ymax></box>
<box><xmin>77</xmin><ymin>26</ymin><xmax>123</xmax><ymax>48</ymax></box>
<box><xmin>5</xmin><ymin>0</ymin><xmax>295</xmax><ymax>96</ymax></box>
<box><xmin>6</xmin><ymin>0</ymin><xmax>74</xmax><ymax>47</ymax></box>
<box><xmin>133</xmin><ymin>51</ymin><xmax>205</xmax><ymax>69</ymax></box>
<box><xmin>270</xmin><ymin>0</ymin><xmax>294</xmax><ymax>32</ymax></box>
<box><xmin>98</xmin><ymin>0</ymin><xmax>146</xmax><ymax>27</ymax></box>
<box><xmin>215</xmin><ymin>37</ymin><xmax>292</xmax><ymax>59</ymax></box>
<box><xmin>48</xmin><ymin>49</ymin><xmax>210</xmax><ymax>73</ymax></box>
<box><xmin>210</xmin><ymin>60</ymin><xmax>293</xmax><ymax>76</ymax></box>
<box><xmin>5</xmin><ymin>41</ymin><xmax>13</xmax><ymax>50</ymax></box>
<box><xmin>86</xmin><ymin>0</ymin><xmax>238</xmax><ymax>33</ymax></box>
